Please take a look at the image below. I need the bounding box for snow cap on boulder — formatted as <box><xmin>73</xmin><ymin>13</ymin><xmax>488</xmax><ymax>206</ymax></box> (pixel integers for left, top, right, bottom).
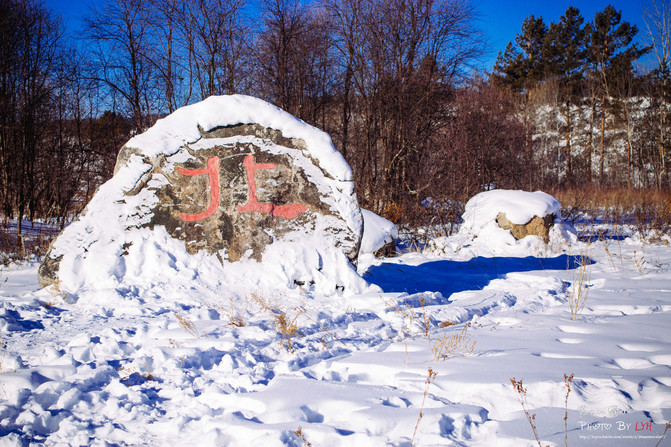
<box><xmin>446</xmin><ymin>189</ymin><xmax>576</xmax><ymax>256</ymax></box>
<box><xmin>359</xmin><ymin>209</ymin><xmax>397</xmax><ymax>258</ymax></box>
<box><xmin>38</xmin><ymin>95</ymin><xmax>367</xmax><ymax>296</ymax></box>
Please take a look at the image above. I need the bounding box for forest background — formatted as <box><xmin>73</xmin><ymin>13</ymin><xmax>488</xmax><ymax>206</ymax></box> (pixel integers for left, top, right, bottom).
<box><xmin>1</xmin><ymin>0</ymin><xmax>670</xmax><ymax>249</ymax></box>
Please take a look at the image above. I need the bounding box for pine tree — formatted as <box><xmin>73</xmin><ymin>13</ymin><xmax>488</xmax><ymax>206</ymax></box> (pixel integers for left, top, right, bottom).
<box><xmin>493</xmin><ymin>15</ymin><xmax>548</xmax><ymax>90</ymax></box>
<box><xmin>587</xmin><ymin>5</ymin><xmax>650</xmax><ymax>184</ymax></box>
<box><xmin>545</xmin><ymin>7</ymin><xmax>587</xmax><ymax>183</ymax></box>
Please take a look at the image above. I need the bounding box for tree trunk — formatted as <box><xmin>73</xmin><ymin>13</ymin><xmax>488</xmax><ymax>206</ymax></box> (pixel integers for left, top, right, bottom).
<box><xmin>660</xmin><ymin>96</ymin><xmax>668</xmax><ymax>187</ymax></box>
<box><xmin>622</xmin><ymin>101</ymin><xmax>633</xmax><ymax>188</ymax></box>
<box><xmin>565</xmin><ymin>98</ymin><xmax>572</xmax><ymax>184</ymax></box>
<box><xmin>599</xmin><ymin>93</ymin><xmax>606</xmax><ymax>185</ymax></box>
<box><xmin>587</xmin><ymin>98</ymin><xmax>595</xmax><ymax>184</ymax></box>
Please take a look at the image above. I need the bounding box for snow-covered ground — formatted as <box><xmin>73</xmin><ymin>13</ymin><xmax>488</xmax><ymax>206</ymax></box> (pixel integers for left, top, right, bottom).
<box><xmin>1</xmin><ymin>220</ymin><xmax>670</xmax><ymax>446</ymax></box>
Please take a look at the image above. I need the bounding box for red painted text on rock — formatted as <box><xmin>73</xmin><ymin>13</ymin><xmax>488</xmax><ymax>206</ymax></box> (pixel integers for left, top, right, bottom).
<box><xmin>177</xmin><ymin>155</ymin><xmax>307</xmax><ymax>222</ymax></box>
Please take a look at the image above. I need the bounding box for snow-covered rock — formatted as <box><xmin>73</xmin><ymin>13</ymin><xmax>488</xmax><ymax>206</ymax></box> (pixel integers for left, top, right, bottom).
<box><xmin>358</xmin><ymin>209</ymin><xmax>397</xmax><ymax>257</ymax></box>
<box><xmin>429</xmin><ymin>190</ymin><xmax>577</xmax><ymax>257</ymax></box>
<box><xmin>38</xmin><ymin>95</ymin><xmax>368</xmax><ymax>296</ymax></box>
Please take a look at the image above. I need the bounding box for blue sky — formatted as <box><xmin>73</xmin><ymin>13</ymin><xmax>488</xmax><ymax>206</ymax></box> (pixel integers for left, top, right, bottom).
<box><xmin>476</xmin><ymin>0</ymin><xmax>652</xmax><ymax>70</ymax></box>
<box><xmin>46</xmin><ymin>0</ymin><xmax>653</xmax><ymax>71</ymax></box>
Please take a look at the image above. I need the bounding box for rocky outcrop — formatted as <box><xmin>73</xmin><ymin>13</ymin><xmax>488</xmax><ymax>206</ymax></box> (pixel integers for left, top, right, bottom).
<box><xmin>134</xmin><ymin>122</ymin><xmax>361</xmax><ymax>263</ymax></box>
<box><xmin>495</xmin><ymin>212</ymin><xmax>555</xmax><ymax>243</ymax></box>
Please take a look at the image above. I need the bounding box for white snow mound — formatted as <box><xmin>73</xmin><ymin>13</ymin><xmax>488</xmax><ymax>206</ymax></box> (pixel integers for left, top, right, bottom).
<box><xmin>359</xmin><ymin>209</ymin><xmax>398</xmax><ymax>255</ymax></box>
<box><xmin>461</xmin><ymin>189</ymin><xmax>561</xmax><ymax>231</ymax></box>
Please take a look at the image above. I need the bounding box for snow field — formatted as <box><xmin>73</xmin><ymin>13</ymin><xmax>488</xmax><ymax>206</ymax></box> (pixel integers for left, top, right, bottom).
<box><xmin>1</xmin><ymin>227</ymin><xmax>670</xmax><ymax>446</ymax></box>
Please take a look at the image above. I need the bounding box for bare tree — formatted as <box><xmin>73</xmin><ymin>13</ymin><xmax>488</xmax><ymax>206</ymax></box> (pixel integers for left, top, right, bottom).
<box><xmin>84</xmin><ymin>0</ymin><xmax>157</xmax><ymax>131</ymax></box>
<box><xmin>145</xmin><ymin>0</ymin><xmax>185</xmax><ymax>113</ymax></box>
<box><xmin>424</xmin><ymin>78</ymin><xmax>528</xmax><ymax>201</ymax></box>
<box><xmin>644</xmin><ymin>0</ymin><xmax>671</xmax><ymax>185</ymax></box>
<box><xmin>0</xmin><ymin>0</ymin><xmax>63</xmax><ymax>241</ymax></box>
<box><xmin>182</xmin><ymin>0</ymin><xmax>249</xmax><ymax>100</ymax></box>
<box><xmin>255</xmin><ymin>0</ymin><xmax>314</xmax><ymax>117</ymax></box>
<box><xmin>323</xmin><ymin>0</ymin><xmax>483</xmax><ymax>212</ymax></box>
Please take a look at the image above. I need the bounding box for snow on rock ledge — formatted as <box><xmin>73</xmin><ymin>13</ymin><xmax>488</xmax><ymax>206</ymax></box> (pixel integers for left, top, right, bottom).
<box><xmin>38</xmin><ymin>95</ymin><xmax>368</xmax><ymax>296</ymax></box>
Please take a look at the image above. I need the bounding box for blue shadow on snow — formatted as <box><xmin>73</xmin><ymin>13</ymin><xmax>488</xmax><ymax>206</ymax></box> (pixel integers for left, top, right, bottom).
<box><xmin>363</xmin><ymin>255</ymin><xmax>593</xmax><ymax>298</ymax></box>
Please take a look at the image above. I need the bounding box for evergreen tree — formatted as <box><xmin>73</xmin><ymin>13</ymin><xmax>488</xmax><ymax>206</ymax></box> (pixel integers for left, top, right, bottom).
<box><xmin>544</xmin><ymin>7</ymin><xmax>587</xmax><ymax>183</ymax></box>
<box><xmin>587</xmin><ymin>5</ymin><xmax>650</xmax><ymax>184</ymax></box>
<box><xmin>493</xmin><ymin>15</ymin><xmax>548</xmax><ymax>90</ymax></box>
<box><xmin>545</xmin><ymin>7</ymin><xmax>587</xmax><ymax>91</ymax></box>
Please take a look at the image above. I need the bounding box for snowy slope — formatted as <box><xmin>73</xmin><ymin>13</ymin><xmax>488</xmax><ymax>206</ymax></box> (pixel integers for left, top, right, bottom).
<box><xmin>1</xmin><ymin>224</ymin><xmax>670</xmax><ymax>446</ymax></box>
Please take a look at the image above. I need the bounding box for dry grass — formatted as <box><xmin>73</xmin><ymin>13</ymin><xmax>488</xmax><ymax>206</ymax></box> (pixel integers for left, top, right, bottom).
<box><xmin>0</xmin><ymin>225</ymin><xmax>55</xmax><ymax>264</ymax></box>
<box><xmin>431</xmin><ymin>322</ymin><xmax>476</xmax><ymax>361</ymax></box>
<box><xmin>384</xmin><ymin>294</ymin><xmax>434</xmax><ymax>339</ymax></box>
<box><xmin>215</xmin><ymin>297</ymin><xmax>247</xmax><ymax>328</ymax></box>
<box><xmin>242</xmin><ymin>291</ymin><xmax>310</xmax><ymax>353</ymax></box>
<box><xmin>633</xmin><ymin>249</ymin><xmax>646</xmax><ymax>275</ymax></box>
<box><xmin>39</xmin><ymin>278</ymin><xmax>65</xmax><ymax>309</ymax></box>
<box><xmin>274</xmin><ymin>309</ymin><xmax>303</xmax><ymax>353</ymax></box>
<box><xmin>176</xmin><ymin>313</ymin><xmax>199</xmax><ymax>338</ymax></box>
<box><xmin>551</xmin><ymin>187</ymin><xmax>671</xmax><ymax>238</ymax></box>
<box><xmin>292</xmin><ymin>426</ymin><xmax>312</xmax><ymax>446</ymax></box>
<box><xmin>118</xmin><ymin>361</ymin><xmax>155</xmax><ymax>383</ymax></box>
<box><xmin>551</xmin><ymin>187</ymin><xmax>671</xmax><ymax>217</ymax></box>
<box><xmin>568</xmin><ymin>249</ymin><xmax>592</xmax><ymax>321</ymax></box>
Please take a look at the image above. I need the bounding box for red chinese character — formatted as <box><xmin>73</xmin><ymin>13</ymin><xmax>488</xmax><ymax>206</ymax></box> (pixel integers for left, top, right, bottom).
<box><xmin>237</xmin><ymin>155</ymin><xmax>307</xmax><ymax>219</ymax></box>
<box><xmin>178</xmin><ymin>156</ymin><xmax>220</xmax><ymax>222</ymax></box>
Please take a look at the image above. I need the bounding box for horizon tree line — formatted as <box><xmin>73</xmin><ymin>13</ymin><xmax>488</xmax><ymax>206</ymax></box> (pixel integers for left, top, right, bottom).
<box><xmin>0</xmin><ymin>0</ymin><xmax>669</xmax><ymax>247</ymax></box>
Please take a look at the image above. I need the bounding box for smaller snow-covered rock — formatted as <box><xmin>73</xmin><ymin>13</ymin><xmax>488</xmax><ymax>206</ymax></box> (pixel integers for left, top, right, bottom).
<box><xmin>453</xmin><ymin>189</ymin><xmax>576</xmax><ymax>256</ymax></box>
<box><xmin>359</xmin><ymin>209</ymin><xmax>397</xmax><ymax>258</ymax></box>
<box><xmin>462</xmin><ymin>190</ymin><xmax>560</xmax><ymax>233</ymax></box>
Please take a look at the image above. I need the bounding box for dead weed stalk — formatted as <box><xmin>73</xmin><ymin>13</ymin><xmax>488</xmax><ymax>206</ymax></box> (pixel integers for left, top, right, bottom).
<box><xmin>411</xmin><ymin>367</ymin><xmax>437</xmax><ymax>447</ymax></box>
<box><xmin>564</xmin><ymin>373</ymin><xmax>574</xmax><ymax>447</ymax></box>
<box><xmin>510</xmin><ymin>377</ymin><xmax>546</xmax><ymax>447</ymax></box>
<box><xmin>633</xmin><ymin>248</ymin><xmax>646</xmax><ymax>275</ymax></box>
<box><xmin>510</xmin><ymin>374</ymin><xmax>574</xmax><ymax>447</ymax></box>
<box><xmin>292</xmin><ymin>426</ymin><xmax>312</xmax><ymax>446</ymax></box>
<box><xmin>654</xmin><ymin>420</ymin><xmax>671</xmax><ymax>447</ymax></box>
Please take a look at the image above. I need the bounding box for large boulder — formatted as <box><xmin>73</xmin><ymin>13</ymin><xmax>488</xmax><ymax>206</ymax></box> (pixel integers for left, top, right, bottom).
<box><xmin>38</xmin><ymin>95</ymin><xmax>365</xmax><ymax>295</ymax></box>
